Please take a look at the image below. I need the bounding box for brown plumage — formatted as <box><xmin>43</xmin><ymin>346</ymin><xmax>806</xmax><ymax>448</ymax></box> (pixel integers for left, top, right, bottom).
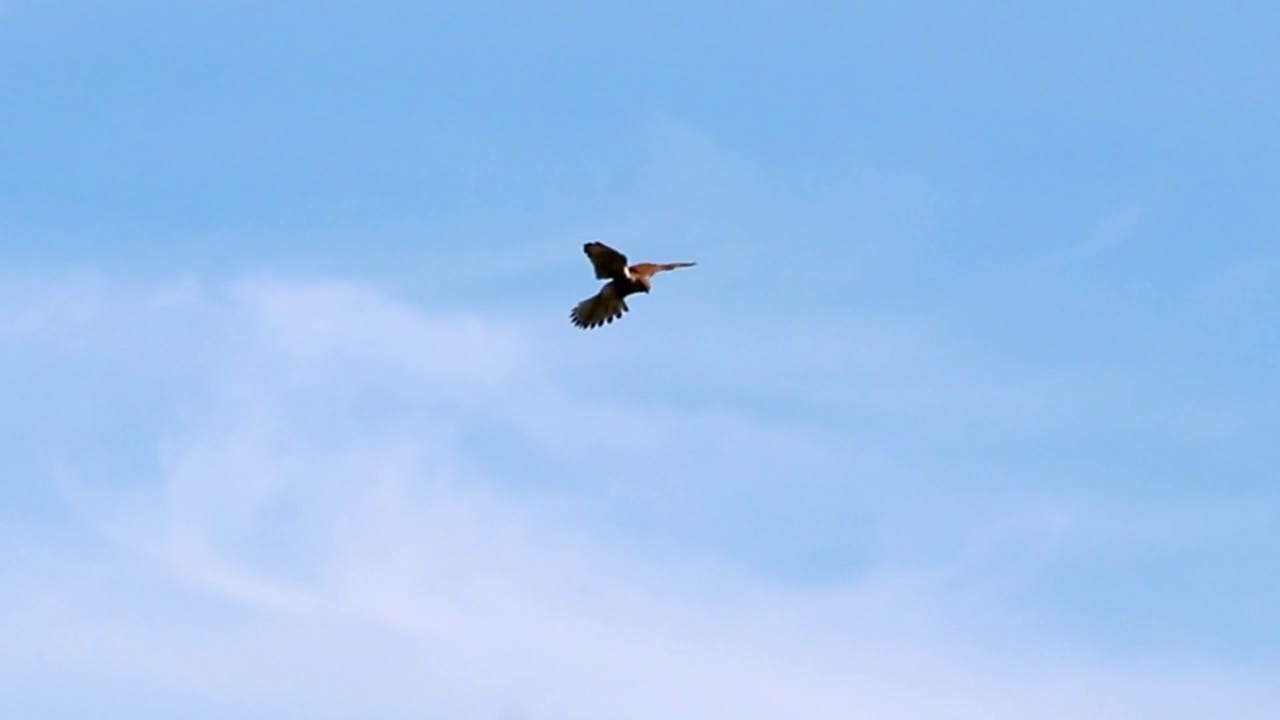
<box><xmin>570</xmin><ymin>241</ymin><xmax>695</xmax><ymax>329</ymax></box>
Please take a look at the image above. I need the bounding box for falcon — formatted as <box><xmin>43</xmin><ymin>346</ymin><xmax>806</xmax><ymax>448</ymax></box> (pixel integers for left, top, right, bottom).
<box><xmin>570</xmin><ymin>241</ymin><xmax>695</xmax><ymax>329</ymax></box>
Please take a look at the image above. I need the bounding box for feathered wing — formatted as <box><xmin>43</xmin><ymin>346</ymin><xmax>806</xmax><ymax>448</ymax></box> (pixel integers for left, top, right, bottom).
<box><xmin>629</xmin><ymin>261</ymin><xmax>696</xmax><ymax>278</ymax></box>
<box><xmin>584</xmin><ymin>242</ymin><xmax>629</xmax><ymax>280</ymax></box>
<box><xmin>570</xmin><ymin>282</ymin><xmax>629</xmax><ymax>329</ymax></box>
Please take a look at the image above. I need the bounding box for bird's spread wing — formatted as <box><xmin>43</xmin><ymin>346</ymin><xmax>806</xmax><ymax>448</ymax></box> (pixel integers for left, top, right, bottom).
<box><xmin>584</xmin><ymin>242</ymin><xmax>629</xmax><ymax>280</ymax></box>
<box><xmin>629</xmin><ymin>261</ymin><xmax>696</xmax><ymax>278</ymax></box>
<box><xmin>570</xmin><ymin>283</ymin><xmax>629</xmax><ymax>329</ymax></box>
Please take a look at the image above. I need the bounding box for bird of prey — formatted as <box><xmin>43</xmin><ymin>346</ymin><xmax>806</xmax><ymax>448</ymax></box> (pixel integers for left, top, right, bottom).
<box><xmin>570</xmin><ymin>241</ymin><xmax>695</xmax><ymax>329</ymax></box>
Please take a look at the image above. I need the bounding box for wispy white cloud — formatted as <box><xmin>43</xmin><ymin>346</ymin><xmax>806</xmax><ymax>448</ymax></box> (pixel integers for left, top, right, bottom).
<box><xmin>1</xmin><ymin>273</ymin><xmax>1276</xmax><ymax>719</ymax></box>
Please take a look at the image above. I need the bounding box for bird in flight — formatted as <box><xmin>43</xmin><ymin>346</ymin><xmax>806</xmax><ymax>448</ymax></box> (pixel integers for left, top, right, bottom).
<box><xmin>570</xmin><ymin>241</ymin><xmax>695</xmax><ymax>329</ymax></box>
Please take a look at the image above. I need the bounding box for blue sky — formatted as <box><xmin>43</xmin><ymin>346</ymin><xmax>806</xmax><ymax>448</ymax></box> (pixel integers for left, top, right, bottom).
<box><xmin>2</xmin><ymin>2</ymin><xmax>1278</xmax><ymax>717</ymax></box>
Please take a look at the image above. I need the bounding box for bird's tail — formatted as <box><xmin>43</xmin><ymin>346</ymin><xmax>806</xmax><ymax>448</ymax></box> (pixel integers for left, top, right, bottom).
<box><xmin>631</xmin><ymin>261</ymin><xmax>696</xmax><ymax>277</ymax></box>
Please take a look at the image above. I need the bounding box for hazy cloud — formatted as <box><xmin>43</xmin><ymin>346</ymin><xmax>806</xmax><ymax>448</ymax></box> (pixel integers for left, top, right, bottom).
<box><xmin>2</xmin><ymin>273</ymin><xmax>1275</xmax><ymax>718</ymax></box>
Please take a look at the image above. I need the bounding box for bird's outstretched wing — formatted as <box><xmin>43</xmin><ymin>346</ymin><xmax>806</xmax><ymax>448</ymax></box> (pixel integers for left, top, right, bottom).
<box><xmin>584</xmin><ymin>242</ymin><xmax>629</xmax><ymax>280</ymax></box>
<box><xmin>570</xmin><ymin>283</ymin><xmax>629</xmax><ymax>329</ymax></box>
<box><xmin>629</xmin><ymin>261</ymin><xmax>696</xmax><ymax>278</ymax></box>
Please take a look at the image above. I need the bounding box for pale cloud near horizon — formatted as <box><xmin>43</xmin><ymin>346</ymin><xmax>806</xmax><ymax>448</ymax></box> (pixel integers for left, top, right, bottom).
<box><xmin>1</xmin><ymin>273</ymin><xmax>1276</xmax><ymax>719</ymax></box>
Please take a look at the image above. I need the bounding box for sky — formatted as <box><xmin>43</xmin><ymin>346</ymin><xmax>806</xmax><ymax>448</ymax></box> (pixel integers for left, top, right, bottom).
<box><xmin>2</xmin><ymin>1</ymin><xmax>1278</xmax><ymax>718</ymax></box>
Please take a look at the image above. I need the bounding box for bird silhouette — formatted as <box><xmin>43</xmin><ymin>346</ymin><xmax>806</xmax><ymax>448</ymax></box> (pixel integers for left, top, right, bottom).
<box><xmin>570</xmin><ymin>241</ymin><xmax>695</xmax><ymax>329</ymax></box>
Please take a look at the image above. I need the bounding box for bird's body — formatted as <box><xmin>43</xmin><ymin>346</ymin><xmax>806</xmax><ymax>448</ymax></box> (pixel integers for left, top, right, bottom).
<box><xmin>570</xmin><ymin>242</ymin><xmax>695</xmax><ymax>329</ymax></box>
